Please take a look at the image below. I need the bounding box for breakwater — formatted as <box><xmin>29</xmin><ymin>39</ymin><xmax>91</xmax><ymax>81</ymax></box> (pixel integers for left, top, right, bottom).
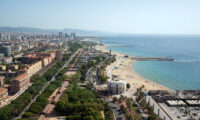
<box><xmin>107</xmin><ymin>45</ymin><xmax>134</xmax><ymax>47</ymax></box>
<box><xmin>131</xmin><ymin>57</ymin><xmax>174</xmax><ymax>61</ymax></box>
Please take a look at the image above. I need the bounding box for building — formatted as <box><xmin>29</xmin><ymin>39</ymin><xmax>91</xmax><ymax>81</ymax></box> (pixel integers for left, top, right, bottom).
<box><xmin>52</xmin><ymin>33</ymin><xmax>56</xmax><ymax>39</ymax></box>
<box><xmin>0</xmin><ymin>45</ymin><xmax>11</xmax><ymax>57</ymax></box>
<box><xmin>19</xmin><ymin>56</ymin><xmax>40</xmax><ymax>64</ymax></box>
<box><xmin>0</xmin><ymin>65</ymin><xmax>6</xmax><ymax>71</ymax></box>
<box><xmin>20</xmin><ymin>60</ymin><xmax>42</xmax><ymax>76</ymax></box>
<box><xmin>64</xmin><ymin>33</ymin><xmax>68</xmax><ymax>38</ymax></box>
<box><xmin>21</xmin><ymin>52</ymin><xmax>56</xmax><ymax>67</ymax></box>
<box><xmin>2</xmin><ymin>57</ymin><xmax>13</xmax><ymax>64</ymax></box>
<box><xmin>0</xmin><ymin>33</ymin><xmax>3</xmax><ymax>40</ymax></box>
<box><xmin>24</xmin><ymin>52</ymin><xmax>56</xmax><ymax>61</ymax></box>
<box><xmin>0</xmin><ymin>87</ymin><xmax>8</xmax><ymax>106</ymax></box>
<box><xmin>0</xmin><ymin>54</ymin><xmax>4</xmax><ymax>63</ymax></box>
<box><xmin>58</xmin><ymin>32</ymin><xmax>63</xmax><ymax>38</ymax></box>
<box><xmin>28</xmin><ymin>61</ymin><xmax>42</xmax><ymax>76</ymax></box>
<box><xmin>107</xmin><ymin>78</ymin><xmax>126</xmax><ymax>95</ymax></box>
<box><xmin>42</xmin><ymin>56</ymin><xmax>52</xmax><ymax>66</ymax></box>
<box><xmin>0</xmin><ymin>76</ymin><xmax>5</xmax><ymax>87</ymax></box>
<box><xmin>8</xmin><ymin>64</ymin><xmax>19</xmax><ymax>71</ymax></box>
<box><xmin>56</xmin><ymin>51</ymin><xmax>63</xmax><ymax>60</ymax></box>
<box><xmin>7</xmin><ymin>35</ymin><xmax>10</xmax><ymax>40</ymax></box>
<box><xmin>48</xmin><ymin>52</ymin><xmax>56</xmax><ymax>60</ymax></box>
<box><xmin>71</xmin><ymin>33</ymin><xmax>76</xmax><ymax>40</ymax></box>
<box><xmin>10</xmin><ymin>73</ymin><xmax>30</xmax><ymax>94</ymax></box>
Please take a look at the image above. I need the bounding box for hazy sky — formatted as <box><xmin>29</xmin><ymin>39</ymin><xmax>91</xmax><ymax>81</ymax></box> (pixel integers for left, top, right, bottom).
<box><xmin>0</xmin><ymin>0</ymin><xmax>200</xmax><ymax>34</ymax></box>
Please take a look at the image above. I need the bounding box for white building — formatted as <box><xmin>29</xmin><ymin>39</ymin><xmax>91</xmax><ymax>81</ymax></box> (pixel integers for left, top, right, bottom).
<box><xmin>107</xmin><ymin>78</ymin><xmax>126</xmax><ymax>95</ymax></box>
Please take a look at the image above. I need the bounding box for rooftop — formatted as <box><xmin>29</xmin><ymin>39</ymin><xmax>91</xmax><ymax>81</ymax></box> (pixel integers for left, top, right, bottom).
<box><xmin>15</xmin><ymin>73</ymin><xmax>29</xmax><ymax>81</ymax></box>
<box><xmin>0</xmin><ymin>87</ymin><xmax>7</xmax><ymax>93</ymax></box>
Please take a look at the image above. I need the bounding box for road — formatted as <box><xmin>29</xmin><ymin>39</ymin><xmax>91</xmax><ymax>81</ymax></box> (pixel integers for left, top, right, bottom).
<box><xmin>14</xmin><ymin>49</ymin><xmax>80</xmax><ymax>119</ymax></box>
<box><xmin>104</xmin><ymin>97</ymin><xmax>125</xmax><ymax>120</ymax></box>
<box><xmin>86</xmin><ymin>67</ymin><xmax>94</xmax><ymax>83</ymax></box>
<box><xmin>86</xmin><ymin>54</ymin><xmax>126</xmax><ymax>120</ymax></box>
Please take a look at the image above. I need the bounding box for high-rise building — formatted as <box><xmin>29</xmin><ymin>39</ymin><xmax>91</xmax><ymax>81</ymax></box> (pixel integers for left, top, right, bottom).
<box><xmin>58</xmin><ymin>32</ymin><xmax>63</xmax><ymax>38</ymax></box>
<box><xmin>71</xmin><ymin>33</ymin><xmax>76</xmax><ymax>40</ymax></box>
<box><xmin>65</xmin><ymin>33</ymin><xmax>68</xmax><ymax>38</ymax></box>
<box><xmin>11</xmin><ymin>35</ymin><xmax>16</xmax><ymax>40</ymax></box>
<box><xmin>0</xmin><ymin>45</ymin><xmax>11</xmax><ymax>57</ymax></box>
<box><xmin>7</xmin><ymin>35</ymin><xmax>10</xmax><ymax>40</ymax></box>
<box><xmin>0</xmin><ymin>33</ymin><xmax>2</xmax><ymax>40</ymax></box>
<box><xmin>56</xmin><ymin>51</ymin><xmax>63</xmax><ymax>60</ymax></box>
<box><xmin>52</xmin><ymin>33</ymin><xmax>56</xmax><ymax>39</ymax></box>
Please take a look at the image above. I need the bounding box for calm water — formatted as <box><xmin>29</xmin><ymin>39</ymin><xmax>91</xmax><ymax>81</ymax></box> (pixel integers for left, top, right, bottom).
<box><xmin>95</xmin><ymin>35</ymin><xmax>200</xmax><ymax>90</ymax></box>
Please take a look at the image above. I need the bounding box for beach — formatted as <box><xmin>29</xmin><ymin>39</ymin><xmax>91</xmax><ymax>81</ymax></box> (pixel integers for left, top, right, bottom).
<box><xmin>96</xmin><ymin>45</ymin><xmax>171</xmax><ymax>92</ymax></box>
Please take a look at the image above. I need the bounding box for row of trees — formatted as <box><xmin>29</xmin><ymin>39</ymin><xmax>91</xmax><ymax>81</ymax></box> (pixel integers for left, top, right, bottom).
<box><xmin>0</xmin><ymin>61</ymin><xmax>63</xmax><ymax>120</ymax></box>
<box><xmin>0</xmin><ymin>41</ymin><xmax>78</xmax><ymax>120</ymax></box>
<box><xmin>113</xmin><ymin>96</ymin><xmax>142</xmax><ymax>120</ymax></box>
<box><xmin>68</xmin><ymin>42</ymin><xmax>82</xmax><ymax>53</ymax></box>
<box><xmin>55</xmin><ymin>70</ymin><xmax>115</xmax><ymax>120</ymax></box>
<box><xmin>97</xmin><ymin>56</ymin><xmax>115</xmax><ymax>83</ymax></box>
<box><xmin>21</xmin><ymin>50</ymin><xmax>74</xmax><ymax>119</ymax></box>
<box><xmin>55</xmin><ymin>73</ymin><xmax>104</xmax><ymax>120</ymax></box>
<box><xmin>136</xmin><ymin>86</ymin><xmax>162</xmax><ymax>120</ymax></box>
<box><xmin>79</xmin><ymin>56</ymin><xmax>106</xmax><ymax>82</ymax></box>
<box><xmin>97</xmin><ymin>65</ymin><xmax>109</xmax><ymax>83</ymax></box>
<box><xmin>23</xmin><ymin>67</ymin><xmax>68</xmax><ymax>118</ymax></box>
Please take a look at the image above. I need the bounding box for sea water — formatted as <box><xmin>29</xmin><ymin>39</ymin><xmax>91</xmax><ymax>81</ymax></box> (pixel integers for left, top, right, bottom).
<box><xmin>95</xmin><ymin>35</ymin><xmax>200</xmax><ymax>90</ymax></box>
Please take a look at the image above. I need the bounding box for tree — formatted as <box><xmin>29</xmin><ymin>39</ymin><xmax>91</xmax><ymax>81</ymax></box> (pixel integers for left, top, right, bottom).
<box><xmin>126</xmin><ymin>83</ymin><xmax>130</xmax><ymax>89</ymax></box>
<box><xmin>66</xmin><ymin>115</ymin><xmax>81</xmax><ymax>120</ymax></box>
<box><xmin>120</xmin><ymin>105</ymin><xmax>127</xmax><ymax>113</ymax></box>
<box><xmin>113</xmin><ymin>97</ymin><xmax>118</xmax><ymax>103</ymax></box>
<box><xmin>23</xmin><ymin>112</ymin><xmax>33</xmax><ymax>118</ymax></box>
<box><xmin>84</xmin><ymin>116</ymin><xmax>95</xmax><ymax>120</ymax></box>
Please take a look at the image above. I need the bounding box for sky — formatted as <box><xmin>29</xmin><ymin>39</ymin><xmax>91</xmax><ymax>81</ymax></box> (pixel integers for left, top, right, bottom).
<box><xmin>0</xmin><ymin>0</ymin><xmax>200</xmax><ymax>34</ymax></box>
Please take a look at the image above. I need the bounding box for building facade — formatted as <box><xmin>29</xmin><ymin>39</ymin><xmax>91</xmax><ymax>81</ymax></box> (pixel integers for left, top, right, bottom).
<box><xmin>0</xmin><ymin>33</ymin><xmax>2</xmax><ymax>40</ymax></box>
<box><xmin>0</xmin><ymin>87</ymin><xmax>8</xmax><ymax>106</ymax></box>
<box><xmin>56</xmin><ymin>51</ymin><xmax>63</xmax><ymax>60</ymax></box>
<box><xmin>0</xmin><ymin>45</ymin><xmax>11</xmax><ymax>57</ymax></box>
<box><xmin>10</xmin><ymin>73</ymin><xmax>30</xmax><ymax>94</ymax></box>
<box><xmin>59</xmin><ymin>32</ymin><xmax>63</xmax><ymax>38</ymax></box>
<box><xmin>26</xmin><ymin>61</ymin><xmax>42</xmax><ymax>76</ymax></box>
<box><xmin>107</xmin><ymin>79</ymin><xmax>126</xmax><ymax>95</ymax></box>
<box><xmin>0</xmin><ymin>76</ymin><xmax>5</xmax><ymax>87</ymax></box>
<box><xmin>70</xmin><ymin>33</ymin><xmax>76</xmax><ymax>40</ymax></box>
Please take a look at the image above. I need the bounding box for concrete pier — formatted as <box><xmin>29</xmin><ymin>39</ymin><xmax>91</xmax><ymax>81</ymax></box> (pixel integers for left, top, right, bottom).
<box><xmin>107</xmin><ymin>45</ymin><xmax>134</xmax><ymax>47</ymax></box>
<box><xmin>130</xmin><ymin>57</ymin><xmax>174</xmax><ymax>61</ymax></box>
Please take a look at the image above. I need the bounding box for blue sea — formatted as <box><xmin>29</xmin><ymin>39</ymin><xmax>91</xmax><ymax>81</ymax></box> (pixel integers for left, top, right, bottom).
<box><xmin>94</xmin><ymin>35</ymin><xmax>200</xmax><ymax>91</ymax></box>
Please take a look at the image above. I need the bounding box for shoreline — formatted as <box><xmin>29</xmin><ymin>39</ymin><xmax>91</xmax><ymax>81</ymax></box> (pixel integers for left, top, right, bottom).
<box><xmin>95</xmin><ymin>44</ymin><xmax>172</xmax><ymax>92</ymax></box>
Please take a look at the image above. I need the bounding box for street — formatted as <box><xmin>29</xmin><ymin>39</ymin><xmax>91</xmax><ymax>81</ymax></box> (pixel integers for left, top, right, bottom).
<box><xmin>14</xmin><ymin>48</ymin><xmax>80</xmax><ymax>119</ymax></box>
<box><xmin>104</xmin><ymin>97</ymin><xmax>125</xmax><ymax>120</ymax></box>
<box><xmin>85</xmin><ymin>54</ymin><xmax>126</xmax><ymax>120</ymax></box>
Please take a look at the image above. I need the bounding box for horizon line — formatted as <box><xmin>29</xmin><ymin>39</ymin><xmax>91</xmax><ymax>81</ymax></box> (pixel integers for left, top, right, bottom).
<box><xmin>0</xmin><ymin>26</ymin><xmax>200</xmax><ymax>36</ymax></box>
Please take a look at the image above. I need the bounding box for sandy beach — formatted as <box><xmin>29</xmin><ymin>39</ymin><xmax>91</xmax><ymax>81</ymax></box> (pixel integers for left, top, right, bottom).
<box><xmin>96</xmin><ymin>45</ymin><xmax>171</xmax><ymax>92</ymax></box>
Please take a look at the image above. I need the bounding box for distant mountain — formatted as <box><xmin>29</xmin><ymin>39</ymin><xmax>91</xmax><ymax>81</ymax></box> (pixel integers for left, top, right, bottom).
<box><xmin>0</xmin><ymin>26</ymin><xmax>114</xmax><ymax>36</ymax></box>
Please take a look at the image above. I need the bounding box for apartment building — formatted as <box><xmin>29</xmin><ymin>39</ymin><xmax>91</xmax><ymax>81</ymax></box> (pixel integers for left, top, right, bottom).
<box><xmin>0</xmin><ymin>87</ymin><xmax>8</xmax><ymax>106</ymax></box>
<box><xmin>10</xmin><ymin>73</ymin><xmax>30</xmax><ymax>94</ymax></box>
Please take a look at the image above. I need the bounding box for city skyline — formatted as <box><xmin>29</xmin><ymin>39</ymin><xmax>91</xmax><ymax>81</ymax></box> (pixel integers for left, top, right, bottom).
<box><xmin>0</xmin><ymin>0</ymin><xmax>200</xmax><ymax>35</ymax></box>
